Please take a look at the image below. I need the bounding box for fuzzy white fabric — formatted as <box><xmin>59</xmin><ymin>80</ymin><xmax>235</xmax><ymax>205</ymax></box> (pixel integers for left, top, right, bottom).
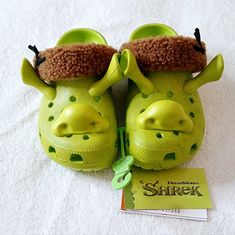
<box><xmin>0</xmin><ymin>0</ymin><xmax>235</xmax><ymax>234</ymax></box>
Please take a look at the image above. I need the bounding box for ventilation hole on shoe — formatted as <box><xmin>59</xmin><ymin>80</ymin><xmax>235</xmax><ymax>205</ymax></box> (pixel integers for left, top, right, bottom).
<box><xmin>48</xmin><ymin>116</ymin><xmax>54</xmax><ymax>122</ymax></box>
<box><xmin>190</xmin><ymin>143</ymin><xmax>198</xmax><ymax>153</ymax></box>
<box><xmin>69</xmin><ymin>96</ymin><xmax>76</xmax><ymax>102</ymax></box>
<box><xmin>189</xmin><ymin>97</ymin><xmax>194</xmax><ymax>103</ymax></box>
<box><xmin>70</xmin><ymin>154</ymin><xmax>83</xmax><ymax>162</ymax></box>
<box><xmin>48</xmin><ymin>102</ymin><xmax>53</xmax><ymax>108</ymax></box>
<box><xmin>142</xmin><ymin>94</ymin><xmax>148</xmax><ymax>98</ymax></box>
<box><xmin>94</xmin><ymin>96</ymin><xmax>101</xmax><ymax>102</ymax></box>
<box><xmin>39</xmin><ymin>132</ymin><xmax>41</xmax><ymax>137</ymax></box>
<box><xmin>83</xmin><ymin>135</ymin><xmax>89</xmax><ymax>140</ymax></box>
<box><xmin>173</xmin><ymin>131</ymin><xmax>179</xmax><ymax>136</ymax></box>
<box><xmin>66</xmin><ymin>135</ymin><xmax>72</xmax><ymax>138</ymax></box>
<box><xmin>167</xmin><ymin>91</ymin><xmax>174</xmax><ymax>98</ymax></box>
<box><xmin>190</xmin><ymin>112</ymin><xmax>195</xmax><ymax>118</ymax></box>
<box><xmin>156</xmin><ymin>133</ymin><xmax>163</xmax><ymax>139</ymax></box>
<box><xmin>140</xmin><ymin>109</ymin><xmax>145</xmax><ymax>113</ymax></box>
<box><xmin>164</xmin><ymin>153</ymin><xmax>176</xmax><ymax>161</ymax></box>
<box><xmin>48</xmin><ymin>146</ymin><xmax>56</xmax><ymax>153</ymax></box>
<box><xmin>98</xmin><ymin>112</ymin><xmax>103</xmax><ymax>116</ymax></box>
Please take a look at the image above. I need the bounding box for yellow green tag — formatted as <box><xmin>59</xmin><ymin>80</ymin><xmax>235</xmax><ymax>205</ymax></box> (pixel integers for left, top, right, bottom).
<box><xmin>130</xmin><ymin>167</ymin><xmax>212</xmax><ymax>209</ymax></box>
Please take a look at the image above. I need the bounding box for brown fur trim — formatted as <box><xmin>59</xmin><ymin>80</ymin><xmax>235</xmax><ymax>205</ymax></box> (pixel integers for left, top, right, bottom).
<box><xmin>120</xmin><ymin>36</ymin><xmax>207</xmax><ymax>73</ymax></box>
<box><xmin>34</xmin><ymin>44</ymin><xmax>117</xmax><ymax>81</ymax></box>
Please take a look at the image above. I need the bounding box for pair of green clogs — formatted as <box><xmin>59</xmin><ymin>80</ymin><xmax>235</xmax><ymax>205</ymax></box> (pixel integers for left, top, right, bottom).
<box><xmin>21</xmin><ymin>24</ymin><xmax>224</xmax><ymax>189</ymax></box>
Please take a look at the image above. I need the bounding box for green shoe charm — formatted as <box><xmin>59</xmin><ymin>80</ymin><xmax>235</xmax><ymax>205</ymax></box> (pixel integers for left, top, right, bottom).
<box><xmin>112</xmin><ymin>127</ymin><xmax>134</xmax><ymax>189</ymax></box>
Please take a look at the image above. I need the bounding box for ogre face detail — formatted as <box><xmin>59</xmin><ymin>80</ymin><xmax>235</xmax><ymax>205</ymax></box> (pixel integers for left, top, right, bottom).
<box><xmin>38</xmin><ymin>79</ymin><xmax>118</xmax><ymax>170</ymax></box>
<box><xmin>125</xmin><ymin>72</ymin><xmax>205</xmax><ymax>170</ymax></box>
<box><xmin>21</xmin><ymin>28</ymin><xmax>120</xmax><ymax>171</ymax></box>
<box><xmin>21</xmin><ymin>25</ymin><xmax>224</xmax><ymax>176</ymax></box>
<box><xmin>119</xmin><ymin>24</ymin><xmax>224</xmax><ymax>170</ymax></box>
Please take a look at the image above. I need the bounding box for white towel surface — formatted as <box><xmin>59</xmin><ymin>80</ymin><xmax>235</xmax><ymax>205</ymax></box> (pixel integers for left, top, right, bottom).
<box><xmin>0</xmin><ymin>0</ymin><xmax>235</xmax><ymax>234</ymax></box>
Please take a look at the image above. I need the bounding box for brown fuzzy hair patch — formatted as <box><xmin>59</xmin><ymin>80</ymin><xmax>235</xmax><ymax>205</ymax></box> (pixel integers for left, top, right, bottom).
<box><xmin>120</xmin><ymin>36</ymin><xmax>207</xmax><ymax>73</ymax></box>
<box><xmin>33</xmin><ymin>44</ymin><xmax>117</xmax><ymax>81</ymax></box>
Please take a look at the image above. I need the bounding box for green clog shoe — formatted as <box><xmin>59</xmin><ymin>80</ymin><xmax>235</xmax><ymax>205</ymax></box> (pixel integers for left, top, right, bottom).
<box><xmin>119</xmin><ymin>24</ymin><xmax>224</xmax><ymax>171</ymax></box>
<box><xmin>21</xmin><ymin>28</ymin><xmax>123</xmax><ymax>171</ymax></box>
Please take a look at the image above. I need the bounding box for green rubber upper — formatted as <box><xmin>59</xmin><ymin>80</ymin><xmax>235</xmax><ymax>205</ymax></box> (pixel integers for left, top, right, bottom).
<box><xmin>20</xmin><ymin>25</ymin><xmax>224</xmax><ymax>175</ymax></box>
<box><xmin>21</xmin><ymin>28</ymin><xmax>120</xmax><ymax>171</ymax></box>
<box><xmin>124</xmin><ymin>24</ymin><xmax>224</xmax><ymax>170</ymax></box>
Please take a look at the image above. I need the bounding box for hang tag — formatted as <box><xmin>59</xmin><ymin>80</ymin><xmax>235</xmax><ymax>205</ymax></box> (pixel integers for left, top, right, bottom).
<box><xmin>129</xmin><ymin>167</ymin><xmax>212</xmax><ymax>209</ymax></box>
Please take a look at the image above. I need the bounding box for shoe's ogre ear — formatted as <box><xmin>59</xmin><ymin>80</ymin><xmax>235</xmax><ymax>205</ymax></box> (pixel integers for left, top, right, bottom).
<box><xmin>89</xmin><ymin>49</ymin><xmax>155</xmax><ymax>97</ymax></box>
<box><xmin>56</xmin><ymin>28</ymin><xmax>107</xmax><ymax>46</ymax></box>
<box><xmin>120</xmin><ymin>49</ymin><xmax>154</xmax><ymax>96</ymax></box>
<box><xmin>184</xmin><ymin>54</ymin><xmax>224</xmax><ymax>94</ymax></box>
<box><xmin>21</xmin><ymin>58</ymin><xmax>56</xmax><ymax>100</ymax></box>
<box><xmin>117</xmin><ymin>23</ymin><xmax>177</xmax><ymax>96</ymax></box>
<box><xmin>89</xmin><ymin>53</ymin><xmax>123</xmax><ymax>97</ymax></box>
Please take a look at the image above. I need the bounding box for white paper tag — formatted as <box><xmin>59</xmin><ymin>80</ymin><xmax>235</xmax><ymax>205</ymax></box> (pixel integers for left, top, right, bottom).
<box><xmin>120</xmin><ymin>208</ymin><xmax>207</xmax><ymax>221</ymax></box>
<box><xmin>120</xmin><ymin>190</ymin><xmax>208</xmax><ymax>221</ymax></box>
